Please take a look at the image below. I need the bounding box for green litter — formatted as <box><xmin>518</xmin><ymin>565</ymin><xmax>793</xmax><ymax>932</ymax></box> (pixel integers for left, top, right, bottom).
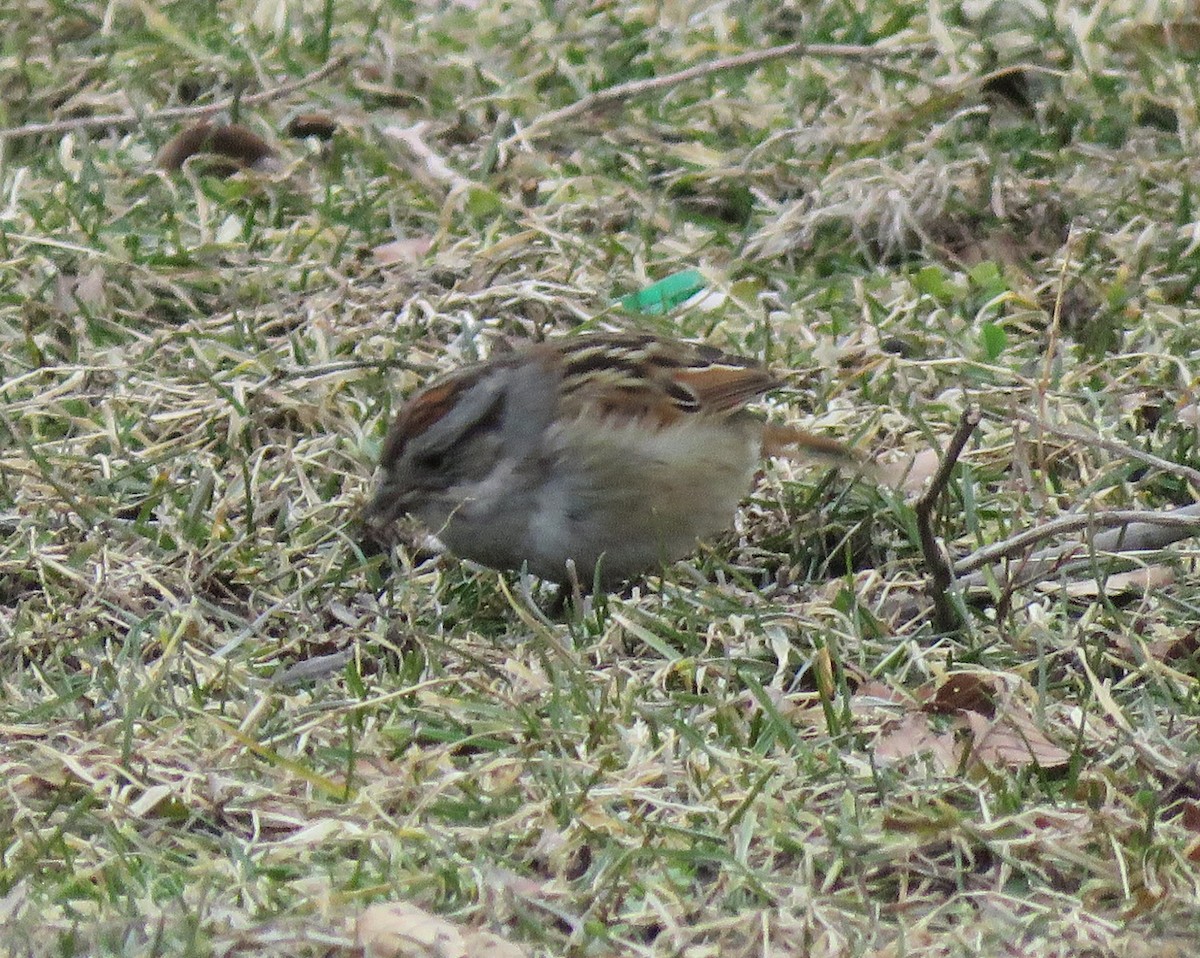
<box><xmin>618</xmin><ymin>269</ymin><xmax>706</xmax><ymax>314</ymax></box>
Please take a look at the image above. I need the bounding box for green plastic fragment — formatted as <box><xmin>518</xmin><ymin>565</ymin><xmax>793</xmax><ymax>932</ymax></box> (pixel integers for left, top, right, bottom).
<box><xmin>618</xmin><ymin>269</ymin><xmax>705</xmax><ymax>314</ymax></box>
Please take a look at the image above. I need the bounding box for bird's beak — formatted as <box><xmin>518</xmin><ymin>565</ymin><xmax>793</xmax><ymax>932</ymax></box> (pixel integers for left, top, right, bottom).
<box><xmin>358</xmin><ymin>477</ymin><xmax>410</xmax><ymax>561</ymax></box>
<box><xmin>362</xmin><ymin>475</ymin><xmax>410</xmax><ymax>528</ymax></box>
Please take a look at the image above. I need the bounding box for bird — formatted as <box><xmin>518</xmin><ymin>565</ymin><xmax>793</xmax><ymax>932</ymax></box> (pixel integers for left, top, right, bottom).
<box><xmin>363</xmin><ymin>331</ymin><xmax>853</xmax><ymax>589</ymax></box>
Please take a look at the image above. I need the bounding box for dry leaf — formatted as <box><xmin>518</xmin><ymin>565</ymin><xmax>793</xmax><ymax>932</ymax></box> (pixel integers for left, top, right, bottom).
<box><xmin>760</xmin><ymin>424</ymin><xmax>858</xmax><ymax>467</ymax></box>
<box><xmin>920</xmin><ymin>671</ymin><xmax>1000</xmax><ymax>715</ymax></box>
<box><xmin>1115</xmin><ymin>623</ymin><xmax>1200</xmax><ymax>666</ymax></box>
<box><xmin>156</xmin><ymin>121</ymin><xmax>278</xmax><ymax>172</ymax></box>
<box><xmin>461</xmin><ymin>931</ymin><xmax>528</xmax><ymax>958</ymax></box>
<box><xmin>1176</xmin><ymin>799</ymin><xmax>1200</xmax><ymax>832</ymax></box>
<box><xmin>374</xmin><ymin>237</ymin><xmax>434</xmax><ymax>265</ymax></box>
<box><xmin>356</xmin><ymin>901</ymin><xmax>465</xmax><ymax>958</ymax></box>
<box><xmin>879</xmin><ymin>447</ymin><xmax>941</xmax><ymax>493</ymax></box>
<box><xmin>73</xmin><ymin>267</ymin><xmax>107</xmax><ymax>309</ymax></box>
<box><xmin>53</xmin><ymin>267</ymin><xmax>107</xmax><ymax>314</ymax></box>
<box><xmin>980</xmin><ymin>67</ymin><xmax>1035</xmax><ymax>114</ymax></box>
<box><xmin>812</xmin><ymin>643</ymin><xmax>835</xmax><ymax>701</ymax></box>
<box><xmin>286</xmin><ymin>112</ymin><xmax>339</xmax><ymax>139</ymax></box>
<box><xmin>960</xmin><ymin>708</ymin><xmax>1071</xmax><ymax>771</ymax></box>
<box><xmin>1121</xmin><ymin>19</ymin><xmax>1200</xmax><ymax>56</ymax></box>
<box><xmin>481</xmin><ymin>864</ymin><xmax>549</xmax><ymax>900</ymax></box>
<box><xmin>11</xmin><ymin>770</ymin><xmax>68</xmax><ymax>800</ymax></box>
<box><xmin>853</xmin><ymin>679</ymin><xmax>910</xmax><ymax>706</ymax></box>
<box><xmin>873</xmin><ymin>711</ymin><xmax>959</xmax><ymax>772</ymax></box>
<box><xmin>355</xmin><ymin>902</ymin><xmax>527</xmax><ymax>958</ymax></box>
<box><xmin>353</xmin><ymin>74</ymin><xmax>423</xmax><ymax>106</ymax></box>
<box><xmin>1039</xmin><ymin>565</ymin><xmax>1174</xmax><ymax>599</ymax></box>
<box><xmin>1177</xmin><ymin>400</ymin><xmax>1200</xmax><ymax>427</ymax></box>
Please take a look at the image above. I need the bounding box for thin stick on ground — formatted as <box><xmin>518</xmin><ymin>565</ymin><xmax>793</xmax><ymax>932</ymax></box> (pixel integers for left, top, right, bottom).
<box><xmin>0</xmin><ymin>53</ymin><xmax>352</xmax><ymax>142</ymax></box>
<box><xmin>1013</xmin><ymin>406</ymin><xmax>1200</xmax><ymax>492</ymax></box>
<box><xmin>503</xmin><ymin>41</ymin><xmax>930</xmax><ymax>150</ymax></box>
<box><xmin>381</xmin><ymin>122</ymin><xmax>478</xmax><ymax>196</ymax></box>
<box><xmin>956</xmin><ymin>503</ymin><xmax>1200</xmax><ymax>590</ymax></box>
<box><xmin>915</xmin><ymin>406</ymin><xmax>981</xmax><ymax>632</ymax></box>
<box><xmin>949</xmin><ymin>405</ymin><xmax>1200</xmax><ymax>595</ymax></box>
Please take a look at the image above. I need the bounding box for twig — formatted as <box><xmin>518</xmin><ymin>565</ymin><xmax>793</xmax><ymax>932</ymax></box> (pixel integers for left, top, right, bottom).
<box><xmin>380</xmin><ymin>121</ymin><xmax>478</xmax><ymax>196</ymax></box>
<box><xmin>914</xmin><ymin>406</ymin><xmax>982</xmax><ymax>632</ymax></box>
<box><xmin>0</xmin><ymin>53</ymin><xmax>352</xmax><ymax>141</ymax></box>
<box><xmin>504</xmin><ymin>41</ymin><xmax>930</xmax><ymax>148</ymax></box>
<box><xmin>957</xmin><ymin>504</ymin><xmax>1200</xmax><ymax>589</ymax></box>
<box><xmin>951</xmin><ymin>405</ymin><xmax>1200</xmax><ymax>595</ymax></box>
<box><xmin>1013</xmin><ymin>407</ymin><xmax>1200</xmax><ymax>491</ymax></box>
<box><xmin>273</xmin><ymin>357</ymin><xmax>443</xmax><ymax>380</ymax></box>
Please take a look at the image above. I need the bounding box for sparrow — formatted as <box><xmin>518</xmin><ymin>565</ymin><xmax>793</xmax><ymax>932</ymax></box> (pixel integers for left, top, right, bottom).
<box><xmin>363</xmin><ymin>331</ymin><xmax>852</xmax><ymax>588</ymax></box>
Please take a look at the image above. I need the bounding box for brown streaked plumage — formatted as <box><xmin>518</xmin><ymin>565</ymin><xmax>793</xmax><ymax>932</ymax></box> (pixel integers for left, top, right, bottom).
<box><xmin>364</xmin><ymin>332</ymin><xmax>854</xmax><ymax>588</ymax></box>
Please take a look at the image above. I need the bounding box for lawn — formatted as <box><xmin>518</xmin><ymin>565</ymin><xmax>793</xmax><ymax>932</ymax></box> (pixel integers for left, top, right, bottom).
<box><xmin>3</xmin><ymin>1</ymin><xmax>1200</xmax><ymax>955</ymax></box>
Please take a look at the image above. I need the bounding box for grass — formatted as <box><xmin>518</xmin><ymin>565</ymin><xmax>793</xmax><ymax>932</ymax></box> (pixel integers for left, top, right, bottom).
<box><xmin>3</xmin><ymin>0</ymin><xmax>1200</xmax><ymax>955</ymax></box>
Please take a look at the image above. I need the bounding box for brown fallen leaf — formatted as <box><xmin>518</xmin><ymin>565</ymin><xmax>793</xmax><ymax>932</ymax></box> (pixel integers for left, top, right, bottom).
<box><xmin>355</xmin><ymin>901</ymin><xmax>529</xmax><ymax>958</ymax></box>
<box><xmin>374</xmin><ymin>237</ymin><xmax>434</xmax><ymax>265</ymax></box>
<box><xmin>461</xmin><ymin>931</ymin><xmax>529</xmax><ymax>957</ymax></box>
<box><xmin>1175</xmin><ymin>799</ymin><xmax>1200</xmax><ymax>833</ymax></box>
<box><xmin>878</xmin><ymin>447</ymin><xmax>941</xmax><ymax>493</ymax></box>
<box><xmin>156</xmin><ymin>120</ymin><xmax>278</xmax><ymax>172</ymax></box>
<box><xmin>286</xmin><ymin>111</ymin><xmax>338</xmax><ymax>139</ymax></box>
<box><xmin>853</xmin><ymin>679</ymin><xmax>910</xmax><ymax>706</ymax></box>
<box><xmin>1038</xmin><ymin>565</ymin><xmax>1175</xmax><ymax>599</ymax></box>
<box><xmin>1120</xmin><ymin>18</ymin><xmax>1200</xmax><ymax>56</ymax></box>
<box><xmin>960</xmin><ymin>707</ymin><xmax>1071</xmax><ymax>771</ymax></box>
<box><xmin>919</xmin><ymin>671</ymin><xmax>1000</xmax><ymax>716</ymax></box>
<box><xmin>53</xmin><ymin>266</ymin><xmax>107</xmax><ymax>314</ymax></box>
<box><xmin>1177</xmin><ymin>398</ymin><xmax>1200</xmax><ymax>427</ymax></box>
<box><xmin>356</xmin><ymin>901</ymin><xmax>465</xmax><ymax>958</ymax></box>
<box><xmin>981</xmin><ymin>67</ymin><xmax>1035</xmax><ymax>114</ymax></box>
<box><xmin>873</xmin><ymin>711</ymin><xmax>959</xmax><ymax>772</ymax></box>
<box><xmin>1114</xmin><ymin>623</ymin><xmax>1200</xmax><ymax>666</ymax></box>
